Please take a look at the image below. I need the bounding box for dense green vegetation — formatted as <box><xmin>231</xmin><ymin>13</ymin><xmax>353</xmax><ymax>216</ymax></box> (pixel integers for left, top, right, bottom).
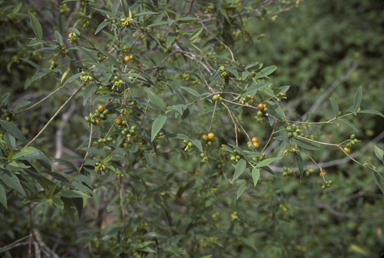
<box><xmin>0</xmin><ymin>0</ymin><xmax>384</xmax><ymax>257</ymax></box>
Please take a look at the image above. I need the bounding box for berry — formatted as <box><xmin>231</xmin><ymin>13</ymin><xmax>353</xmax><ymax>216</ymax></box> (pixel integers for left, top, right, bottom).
<box><xmin>98</xmin><ymin>105</ymin><xmax>104</xmax><ymax>112</ymax></box>
<box><xmin>350</xmin><ymin>134</ymin><xmax>356</xmax><ymax>140</ymax></box>
<box><xmin>212</xmin><ymin>95</ymin><xmax>219</xmax><ymax>101</ymax></box>
<box><xmin>124</xmin><ymin>55</ymin><xmax>131</xmax><ymax>62</ymax></box>
<box><xmin>115</xmin><ymin>117</ymin><xmax>122</xmax><ymax>124</ymax></box>
<box><xmin>319</xmin><ymin>171</ymin><xmax>326</xmax><ymax>177</ymax></box>
<box><xmin>251</xmin><ymin>137</ymin><xmax>259</xmax><ymax>143</ymax></box>
<box><xmin>207</xmin><ymin>133</ymin><xmax>214</xmax><ymax>140</ymax></box>
<box><xmin>343</xmin><ymin>147</ymin><xmax>351</xmax><ymax>154</ymax></box>
<box><xmin>257</xmin><ymin>103</ymin><xmax>264</xmax><ymax>110</ymax></box>
<box><xmin>84</xmin><ymin>116</ymin><xmax>90</xmax><ymax>122</ymax></box>
<box><xmin>293</xmin><ymin>132</ymin><xmax>298</xmax><ymax>138</ymax></box>
<box><xmin>252</xmin><ymin>142</ymin><xmax>259</xmax><ymax>148</ymax></box>
<box><xmin>257</xmin><ymin>111</ymin><xmax>263</xmax><ymax>117</ymax></box>
<box><xmin>201</xmin><ymin>135</ymin><xmax>208</xmax><ymax>141</ymax></box>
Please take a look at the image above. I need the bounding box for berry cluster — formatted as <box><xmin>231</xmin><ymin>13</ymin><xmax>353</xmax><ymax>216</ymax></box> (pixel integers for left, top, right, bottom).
<box><xmin>49</xmin><ymin>60</ymin><xmax>58</xmax><ymax>70</ymax></box>
<box><xmin>255</xmin><ymin>103</ymin><xmax>267</xmax><ymax>119</ymax></box>
<box><xmin>80</xmin><ymin>71</ymin><xmax>94</xmax><ymax>83</ymax></box>
<box><xmin>344</xmin><ymin>134</ymin><xmax>358</xmax><ymax>154</ymax></box>
<box><xmin>1</xmin><ymin>111</ymin><xmax>13</xmax><ymax>122</ymax></box>
<box><xmin>239</xmin><ymin>95</ymin><xmax>253</xmax><ymax>105</ymax></box>
<box><xmin>247</xmin><ymin>136</ymin><xmax>260</xmax><ymax>149</ymax></box>
<box><xmin>84</xmin><ymin>105</ymin><xmax>108</xmax><ymax>125</ymax></box>
<box><xmin>201</xmin><ymin>133</ymin><xmax>216</xmax><ymax>146</ymax></box>
<box><xmin>212</xmin><ymin>94</ymin><xmax>223</xmax><ymax>102</ymax></box>
<box><xmin>286</xmin><ymin>124</ymin><xmax>301</xmax><ymax>138</ymax></box>
<box><xmin>183</xmin><ymin>139</ymin><xmax>195</xmax><ymax>151</ymax></box>
<box><xmin>229</xmin><ymin>150</ymin><xmax>242</xmax><ymax>163</ymax></box>
<box><xmin>68</xmin><ymin>32</ymin><xmax>79</xmax><ymax>46</ymax></box>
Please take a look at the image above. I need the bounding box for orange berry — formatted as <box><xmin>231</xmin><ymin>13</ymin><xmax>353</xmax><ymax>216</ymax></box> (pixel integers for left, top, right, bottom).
<box><xmin>252</xmin><ymin>142</ymin><xmax>259</xmax><ymax>148</ymax></box>
<box><xmin>115</xmin><ymin>117</ymin><xmax>122</xmax><ymax>124</ymax></box>
<box><xmin>251</xmin><ymin>137</ymin><xmax>259</xmax><ymax>143</ymax></box>
<box><xmin>319</xmin><ymin>171</ymin><xmax>326</xmax><ymax>177</ymax></box>
<box><xmin>257</xmin><ymin>103</ymin><xmax>264</xmax><ymax>110</ymax></box>
<box><xmin>98</xmin><ymin>105</ymin><xmax>104</xmax><ymax>112</ymax></box>
<box><xmin>124</xmin><ymin>55</ymin><xmax>131</xmax><ymax>62</ymax></box>
<box><xmin>96</xmin><ymin>120</ymin><xmax>100</xmax><ymax>125</ymax></box>
<box><xmin>207</xmin><ymin>133</ymin><xmax>214</xmax><ymax>140</ymax></box>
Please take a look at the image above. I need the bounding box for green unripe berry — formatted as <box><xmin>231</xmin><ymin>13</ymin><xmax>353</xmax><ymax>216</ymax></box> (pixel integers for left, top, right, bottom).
<box><xmin>350</xmin><ymin>134</ymin><xmax>356</xmax><ymax>140</ymax></box>
<box><xmin>287</xmin><ymin>132</ymin><xmax>293</xmax><ymax>138</ymax></box>
<box><xmin>257</xmin><ymin>111</ymin><xmax>263</xmax><ymax>117</ymax></box>
<box><xmin>293</xmin><ymin>132</ymin><xmax>298</xmax><ymax>138</ymax></box>
<box><xmin>84</xmin><ymin>116</ymin><xmax>90</xmax><ymax>122</ymax></box>
<box><xmin>286</xmin><ymin>127</ymin><xmax>292</xmax><ymax>132</ymax></box>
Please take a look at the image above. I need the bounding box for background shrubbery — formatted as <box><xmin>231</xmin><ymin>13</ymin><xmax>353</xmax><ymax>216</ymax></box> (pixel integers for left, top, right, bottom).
<box><xmin>0</xmin><ymin>0</ymin><xmax>384</xmax><ymax>257</ymax></box>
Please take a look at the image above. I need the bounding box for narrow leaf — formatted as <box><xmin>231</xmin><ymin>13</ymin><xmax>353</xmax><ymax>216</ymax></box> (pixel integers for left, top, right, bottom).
<box><xmin>372</xmin><ymin>171</ymin><xmax>384</xmax><ymax>195</ymax></box>
<box><xmin>353</xmin><ymin>86</ymin><xmax>362</xmax><ymax>112</ymax></box>
<box><xmin>252</xmin><ymin>168</ymin><xmax>260</xmax><ymax>186</ymax></box>
<box><xmin>293</xmin><ymin>138</ymin><xmax>321</xmax><ymax>151</ymax></box>
<box><xmin>0</xmin><ymin>170</ymin><xmax>26</xmax><ymax>196</ymax></box>
<box><xmin>357</xmin><ymin>110</ymin><xmax>384</xmax><ymax>118</ymax></box>
<box><xmin>146</xmin><ymin>90</ymin><xmax>165</xmax><ymax>111</ymax></box>
<box><xmin>338</xmin><ymin>118</ymin><xmax>359</xmax><ymax>132</ymax></box>
<box><xmin>233</xmin><ymin>159</ymin><xmax>247</xmax><ymax>181</ymax></box>
<box><xmin>256</xmin><ymin>157</ymin><xmax>282</xmax><ymax>167</ymax></box>
<box><xmin>151</xmin><ymin>115</ymin><xmax>167</xmax><ymax>142</ymax></box>
<box><xmin>189</xmin><ymin>27</ymin><xmax>203</xmax><ymax>41</ymax></box>
<box><xmin>0</xmin><ymin>120</ymin><xmax>27</xmax><ymax>143</ymax></box>
<box><xmin>373</xmin><ymin>144</ymin><xmax>384</xmax><ymax>164</ymax></box>
<box><xmin>237</xmin><ymin>183</ymin><xmax>247</xmax><ymax>200</ymax></box>
<box><xmin>29</xmin><ymin>12</ymin><xmax>42</xmax><ymax>40</ymax></box>
<box><xmin>0</xmin><ymin>183</ymin><xmax>7</xmax><ymax>208</ymax></box>
<box><xmin>330</xmin><ymin>97</ymin><xmax>339</xmax><ymax>117</ymax></box>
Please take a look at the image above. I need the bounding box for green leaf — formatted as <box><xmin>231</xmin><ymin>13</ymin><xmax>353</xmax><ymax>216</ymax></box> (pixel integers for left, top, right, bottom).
<box><xmin>245</xmin><ymin>62</ymin><xmax>259</xmax><ymax>70</ymax></box>
<box><xmin>146</xmin><ymin>90</ymin><xmax>165</xmax><ymax>111</ymax></box>
<box><xmin>29</xmin><ymin>11</ymin><xmax>42</xmax><ymax>40</ymax></box>
<box><xmin>293</xmin><ymin>138</ymin><xmax>321</xmax><ymax>151</ymax></box>
<box><xmin>252</xmin><ymin>168</ymin><xmax>260</xmax><ymax>187</ymax></box>
<box><xmin>83</xmin><ymin>84</ymin><xmax>98</xmax><ymax>106</ymax></box>
<box><xmin>60</xmin><ymin>190</ymin><xmax>91</xmax><ymax>198</ymax></box>
<box><xmin>166</xmin><ymin>29</ymin><xmax>177</xmax><ymax>49</ymax></box>
<box><xmin>357</xmin><ymin>110</ymin><xmax>384</xmax><ymax>118</ymax></box>
<box><xmin>19</xmin><ymin>58</ymin><xmax>43</xmax><ymax>72</ymax></box>
<box><xmin>226</xmin><ymin>67</ymin><xmax>240</xmax><ymax>80</ymax></box>
<box><xmin>330</xmin><ymin>97</ymin><xmax>339</xmax><ymax>117</ymax></box>
<box><xmin>233</xmin><ymin>159</ymin><xmax>247</xmax><ymax>181</ymax></box>
<box><xmin>95</xmin><ymin>20</ymin><xmax>109</xmax><ymax>35</ymax></box>
<box><xmin>180</xmin><ymin>86</ymin><xmax>200</xmax><ymax>97</ymax></box>
<box><xmin>237</xmin><ymin>183</ymin><xmax>247</xmax><ymax>200</ymax></box>
<box><xmin>98</xmin><ymin>47</ymin><xmax>121</xmax><ymax>71</ymax></box>
<box><xmin>353</xmin><ymin>86</ymin><xmax>362</xmax><ymax>112</ymax></box>
<box><xmin>372</xmin><ymin>171</ymin><xmax>384</xmax><ymax>195</ymax></box>
<box><xmin>244</xmin><ymin>83</ymin><xmax>270</xmax><ymax>96</ymax></box>
<box><xmin>0</xmin><ymin>120</ymin><xmax>27</xmax><ymax>144</ymax></box>
<box><xmin>0</xmin><ymin>170</ymin><xmax>26</xmax><ymax>197</ymax></box>
<box><xmin>240</xmin><ymin>236</ymin><xmax>258</xmax><ymax>252</ymax></box>
<box><xmin>72</xmin><ymin>197</ymin><xmax>83</xmax><ymax>219</ymax></box>
<box><xmin>120</xmin><ymin>0</ymin><xmax>130</xmax><ymax>17</ymax></box>
<box><xmin>8</xmin><ymin>149</ymin><xmax>13</xmax><ymax>162</ymax></box>
<box><xmin>54</xmin><ymin>30</ymin><xmax>63</xmax><ymax>45</ymax></box>
<box><xmin>256</xmin><ymin>65</ymin><xmax>277</xmax><ymax>79</ymax></box>
<box><xmin>256</xmin><ymin>157</ymin><xmax>282</xmax><ymax>167</ymax></box>
<box><xmin>142</xmin><ymin>232</ymin><xmax>168</xmax><ymax>239</ymax></box>
<box><xmin>176</xmin><ymin>16</ymin><xmax>200</xmax><ymax>21</ymax></box>
<box><xmin>338</xmin><ymin>118</ymin><xmax>358</xmax><ymax>132</ymax></box>
<box><xmin>13</xmin><ymin>101</ymin><xmax>31</xmax><ymax>113</ymax></box>
<box><xmin>151</xmin><ymin>115</ymin><xmax>167</xmax><ymax>142</ymax></box>
<box><xmin>208</xmin><ymin>69</ymin><xmax>220</xmax><ymax>84</ymax></box>
<box><xmin>64</xmin><ymin>72</ymin><xmax>82</xmax><ymax>85</ymax></box>
<box><xmin>293</xmin><ymin>152</ymin><xmax>303</xmax><ymax>180</ymax></box>
<box><xmin>0</xmin><ymin>183</ymin><xmax>7</xmax><ymax>208</ymax></box>
<box><xmin>11</xmin><ymin>150</ymin><xmax>35</xmax><ymax>160</ymax></box>
<box><xmin>189</xmin><ymin>27</ymin><xmax>203</xmax><ymax>41</ymax></box>
<box><xmin>267</xmin><ymin>101</ymin><xmax>286</xmax><ymax>121</ymax></box>
<box><xmin>81</xmin><ymin>147</ymin><xmax>106</xmax><ymax>158</ymax></box>
<box><xmin>373</xmin><ymin>144</ymin><xmax>384</xmax><ymax>164</ymax></box>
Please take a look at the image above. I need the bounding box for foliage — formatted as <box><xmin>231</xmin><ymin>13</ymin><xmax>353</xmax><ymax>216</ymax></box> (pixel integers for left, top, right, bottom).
<box><xmin>0</xmin><ymin>0</ymin><xmax>384</xmax><ymax>257</ymax></box>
